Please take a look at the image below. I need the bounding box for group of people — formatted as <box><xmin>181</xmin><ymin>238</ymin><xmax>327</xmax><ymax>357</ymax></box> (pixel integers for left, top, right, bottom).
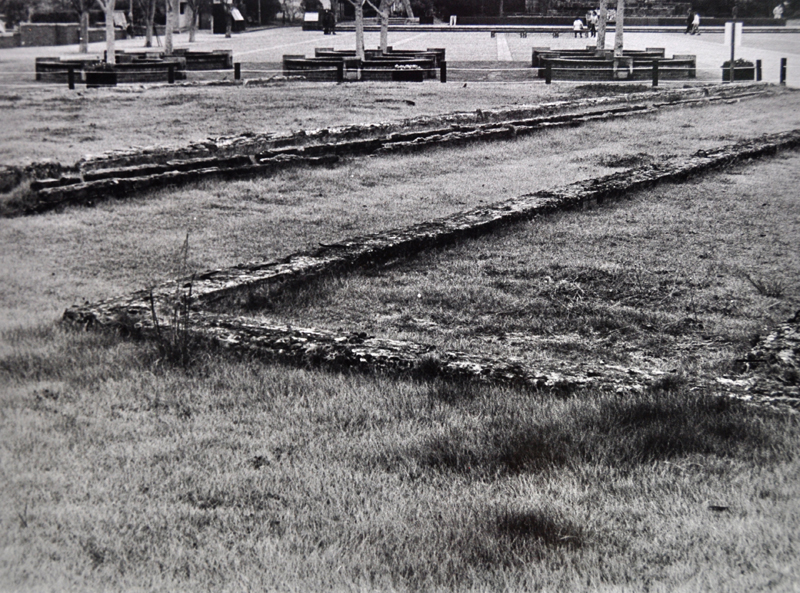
<box><xmin>684</xmin><ymin>10</ymin><xmax>701</xmax><ymax>34</ymax></box>
<box><xmin>573</xmin><ymin>10</ymin><xmax>598</xmax><ymax>38</ymax></box>
<box><xmin>321</xmin><ymin>9</ymin><xmax>336</xmax><ymax>35</ymax></box>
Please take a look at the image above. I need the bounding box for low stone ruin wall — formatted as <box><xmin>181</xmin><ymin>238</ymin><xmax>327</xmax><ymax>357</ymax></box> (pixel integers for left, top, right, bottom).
<box><xmin>1</xmin><ymin>84</ymin><xmax>781</xmax><ymax>217</ymax></box>
<box><xmin>63</xmin><ymin>129</ymin><xmax>800</xmax><ymax>397</ymax></box>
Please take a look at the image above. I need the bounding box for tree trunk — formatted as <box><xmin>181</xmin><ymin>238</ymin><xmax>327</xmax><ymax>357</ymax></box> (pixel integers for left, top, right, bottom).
<box><xmin>613</xmin><ymin>0</ymin><xmax>624</xmax><ymax>57</ymax></box>
<box><xmin>79</xmin><ymin>9</ymin><xmax>89</xmax><ymax>53</ymax></box>
<box><xmin>104</xmin><ymin>0</ymin><xmax>116</xmax><ymax>63</ymax></box>
<box><xmin>225</xmin><ymin>3</ymin><xmax>232</xmax><ymax>38</ymax></box>
<box><xmin>379</xmin><ymin>0</ymin><xmax>388</xmax><ymax>53</ymax></box>
<box><xmin>354</xmin><ymin>1</ymin><xmax>364</xmax><ymax>59</ymax></box>
<box><xmin>401</xmin><ymin>0</ymin><xmax>413</xmax><ymax>18</ymax></box>
<box><xmin>165</xmin><ymin>0</ymin><xmax>174</xmax><ymax>53</ymax></box>
<box><xmin>144</xmin><ymin>0</ymin><xmax>154</xmax><ymax>47</ymax></box>
<box><xmin>596</xmin><ymin>0</ymin><xmax>607</xmax><ymax>52</ymax></box>
<box><xmin>499</xmin><ymin>0</ymin><xmax>504</xmax><ymax>17</ymax></box>
<box><xmin>188</xmin><ymin>2</ymin><xmax>197</xmax><ymax>42</ymax></box>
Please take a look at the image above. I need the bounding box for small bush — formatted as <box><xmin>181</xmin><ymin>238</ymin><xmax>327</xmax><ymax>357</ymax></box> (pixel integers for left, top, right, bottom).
<box><xmin>742</xmin><ymin>272</ymin><xmax>785</xmax><ymax>298</ymax></box>
<box><xmin>148</xmin><ymin>233</ymin><xmax>201</xmax><ymax>369</ymax></box>
<box><xmin>721</xmin><ymin>59</ymin><xmax>755</xmax><ymax>68</ymax></box>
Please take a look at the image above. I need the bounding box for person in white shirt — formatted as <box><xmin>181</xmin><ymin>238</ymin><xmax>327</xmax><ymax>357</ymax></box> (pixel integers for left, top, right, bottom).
<box><xmin>691</xmin><ymin>12</ymin><xmax>700</xmax><ymax>34</ymax></box>
<box><xmin>573</xmin><ymin>17</ymin><xmax>585</xmax><ymax>38</ymax></box>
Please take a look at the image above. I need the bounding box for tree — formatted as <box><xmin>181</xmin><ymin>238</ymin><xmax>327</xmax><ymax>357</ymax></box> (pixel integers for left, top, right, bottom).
<box><xmin>2</xmin><ymin>0</ymin><xmax>29</xmax><ymax>28</ymax></box>
<box><xmin>341</xmin><ymin>0</ymin><xmax>365</xmax><ymax>59</ymax></box>
<box><xmin>224</xmin><ymin>0</ymin><xmax>231</xmax><ymax>37</ymax></box>
<box><xmin>134</xmin><ymin>0</ymin><xmax>157</xmax><ymax>46</ymax></box>
<box><xmin>280</xmin><ymin>0</ymin><xmax>299</xmax><ymax>22</ymax></box>
<box><xmin>95</xmin><ymin>0</ymin><xmax>116</xmax><ymax>62</ymax></box>
<box><xmin>595</xmin><ymin>0</ymin><xmax>607</xmax><ymax>52</ymax></box>
<box><xmin>366</xmin><ymin>0</ymin><xmax>388</xmax><ymax>52</ymax></box>
<box><xmin>613</xmin><ymin>0</ymin><xmax>623</xmax><ymax>57</ymax></box>
<box><xmin>163</xmin><ymin>0</ymin><xmax>174</xmax><ymax>52</ymax></box>
<box><xmin>185</xmin><ymin>0</ymin><xmax>199</xmax><ymax>40</ymax></box>
<box><xmin>62</xmin><ymin>0</ymin><xmax>93</xmax><ymax>51</ymax></box>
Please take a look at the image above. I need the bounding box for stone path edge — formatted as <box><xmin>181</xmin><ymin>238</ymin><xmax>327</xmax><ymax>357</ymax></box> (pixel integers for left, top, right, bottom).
<box><xmin>61</xmin><ymin>128</ymin><xmax>800</xmax><ymax>402</ymax></box>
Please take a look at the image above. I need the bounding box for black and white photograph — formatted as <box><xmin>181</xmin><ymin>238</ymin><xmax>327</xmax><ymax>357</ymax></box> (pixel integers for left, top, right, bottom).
<box><xmin>1</xmin><ymin>0</ymin><xmax>799</xmax><ymax>590</ymax></box>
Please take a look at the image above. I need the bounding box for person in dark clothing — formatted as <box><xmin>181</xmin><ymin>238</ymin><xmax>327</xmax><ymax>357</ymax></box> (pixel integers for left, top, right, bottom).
<box><xmin>685</xmin><ymin>9</ymin><xmax>694</xmax><ymax>33</ymax></box>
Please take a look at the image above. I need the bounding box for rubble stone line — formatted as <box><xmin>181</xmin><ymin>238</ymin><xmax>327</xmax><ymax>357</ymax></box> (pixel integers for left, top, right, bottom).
<box><xmin>71</xmin><ymin>82</ymin><xmax>770</xmax><ymax>173</ymax></box>
<box><xmin>5</xmin><ymin>84</ymin><xmax>779</xmax><ymax>216</ymax></box>
<box><xmin>20</xmin><ymin>103</ymin><xmax>658</xmax><ymax>214</ymax></box>
<box><xmin>62</xmin><ymin>129</ymin><xmax>800</xmax><ymax>397</ymax></box>
<box><xmin>169</xmin><ymin>311</ymin><xmax>665</xmax><ymax>391</ymax></box>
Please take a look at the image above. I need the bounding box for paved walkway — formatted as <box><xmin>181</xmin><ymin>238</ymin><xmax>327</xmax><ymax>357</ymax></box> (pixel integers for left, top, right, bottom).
<box><xmin>1</xmin><ymin>25</ymin><xmax>797</xmax><ymax>86</ymax></box>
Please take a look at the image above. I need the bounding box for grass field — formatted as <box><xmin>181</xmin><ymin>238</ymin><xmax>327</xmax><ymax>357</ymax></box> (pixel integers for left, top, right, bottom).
<box><xmin>1</xmin><ymin>71</ymin><xmax>799</xmax><ymax>591</ymax></box>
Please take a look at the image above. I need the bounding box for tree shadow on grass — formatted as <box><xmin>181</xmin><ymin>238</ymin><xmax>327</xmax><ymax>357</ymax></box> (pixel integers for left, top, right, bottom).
<box><xmin>379</xmin><ymin>384</ymin><xmax>793</xmax><ymax>480</ymax></box>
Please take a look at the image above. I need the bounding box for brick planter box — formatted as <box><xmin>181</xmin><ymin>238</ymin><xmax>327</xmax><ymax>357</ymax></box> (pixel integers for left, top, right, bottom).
<box><xmin>392</xmin><ymin>68</ymin><xmax>425</xmax><ymax>82</ymax></box>
<box><xmin>722</xmin><ymin>66</ymin><xmax>755</xmax><ymax>81</ymax></box>
<box><xmin>85</xmin><ymin>68</ymin><xmax>117</xmax><ymax>87</ymax></box>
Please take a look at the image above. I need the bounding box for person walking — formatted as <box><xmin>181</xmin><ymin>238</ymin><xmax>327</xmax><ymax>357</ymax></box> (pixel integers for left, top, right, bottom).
<box><xmin>587</xmin><ymin>10</ymin><xmax>597</xmax><ymax>37</ymax></box>
<box><xmin>685</xmin><ymin>9</ymin><xmax>694</xmax><ymax>33</ymax></box>
<box><xmin>691</xmin><ymin>11</ymin><xmax>700</xmax><ymax>34</ymax></box>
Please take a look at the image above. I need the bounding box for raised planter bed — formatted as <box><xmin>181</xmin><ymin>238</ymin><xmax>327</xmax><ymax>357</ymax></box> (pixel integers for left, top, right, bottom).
<box><xmin>36</xmin><ymin>55</ymin><xmax>187</xmax><ymax>84</ymax></box>
<box><xmin>111</xmin><ymin>58</ymin><xmax>187</xmax><ymax>83</ymax></box>
<box><xmin>282</xmin><ymin>56</ymin><xmax>340</xmax><ymax>81</ymax></box>
<box><xmin>35</xmin><ymin>56</ymin><xmax>101</xmax><ymax>82</ymax></box>
<box><xmin>535</xmin><ymin>48</ymin><xmax>695</xmax><ymax>81</ymax></box>
<box><xmin>117</xmin><ymin>49</ymin><xmax>233</xmax><ymax>71</ymax></box>
<box><xmin>722</xmin><ymin>60</ymin><xmax>756</xmax><ymax>81</ymax></box>
<box><xmin>85</xmin><ymin>67</ymin><xmax>117</xmax><ymax>87</ymax></box>
<box><xmin>392</xmin><ymin>67</ymin><xmax>425</xmax><ymax>82</ymax></box>
<box><xmin>288</xmin><ymin>48</ymin><xmax>443</xmax><ymax>82</ymax></box>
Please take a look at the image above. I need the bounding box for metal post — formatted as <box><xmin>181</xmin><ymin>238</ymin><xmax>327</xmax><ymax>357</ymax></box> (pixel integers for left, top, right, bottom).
<box><xmin>780</xmin><ymin>58</ymin><xmax>787</xmax><ymax>85</ymax></box>
<box><xmin>545</xmin><ymin>62</ymin><xmax>552</xmax><ymax>84</ymax></box>
<box><xmin>729</xmin><ymin>22</ymin><xmax>735</xmax><ymax>83</ymax></box>
<box><xmin>652</xmin><ymin>58</ymin><xmax>659</xmax><ymax>87</ymax></box>
<box><xmin>440</xmin><ymin>60</ymin><xmax>446</xmax><ymax>83</ymax></box>
<box><xmin>756</xmin><ymin>59</ymin><xmax>762</xmax><ymax>81</ymax></box>
<box><xmin>337</xmin><ymin>61</ymin><xmax>344</xmax><ymax>83</ymax></box>
<box><xmin>168</xmin><ymin>64</ymin><xmax>175</xmax><ymax>83</ymax></box>
<box><xmin>68</xmin><ymin>66</ymin><xmax>75</xmax><ymax>90</ymax></box>
<box><xmin>234</xmin><ymin>62</ymin><xmax>241</xmax><ymax>80</ymax></box>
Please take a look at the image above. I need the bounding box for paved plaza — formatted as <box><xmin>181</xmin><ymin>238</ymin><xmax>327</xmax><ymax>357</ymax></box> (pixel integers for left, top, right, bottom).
<box><xmin>1</xmin><ymin>24</ymin><xmax>798</xmax><ymax>86</ymax></box>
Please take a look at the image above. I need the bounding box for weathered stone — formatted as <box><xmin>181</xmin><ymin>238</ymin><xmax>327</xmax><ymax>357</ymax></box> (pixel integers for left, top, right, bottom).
<box><xmin>64</xmin><ymin>130</ymin><xmax>800</xmax><ymax>395</ymax></box>
<box><xmin>8</xmin><ymin>85</ymin><xmax>782</xmax><ymax>216</ymax></box>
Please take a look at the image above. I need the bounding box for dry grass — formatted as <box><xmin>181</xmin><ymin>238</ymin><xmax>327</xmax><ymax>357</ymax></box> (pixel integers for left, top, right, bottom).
<box><xmin>2</xmin><ymin>93</ymin><xmax>800</xmax><ymax>330</ymax></box>
<box><xmin>232</xmin><ymin>153</ymin><xmax>800</xmax><ymax>382</ymax></box>
<box><xmin>2</xmin><ymin>88</ymin><xmax>800</xmax><ymax>592</ymax></box>
<box><xmin>1</xmin><ymin>324</ymin><xmax>798</xmax><ymax>592</ymax></box>
<box><xmin>0</xmin><ymin>81</ymin><xmax>582</xmax><ymax>166</ymax></box>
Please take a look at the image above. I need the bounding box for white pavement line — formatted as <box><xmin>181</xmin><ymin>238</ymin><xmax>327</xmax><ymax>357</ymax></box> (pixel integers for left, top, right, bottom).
<box><xmin>497</xmin><ymin>33</ymin><xmax>513</xmax><ymax>61</ymax></box>
<box><xmin>235</xmin><ymin>34</ymin><xmax>355</xmax><ymax>57</ymax></box>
